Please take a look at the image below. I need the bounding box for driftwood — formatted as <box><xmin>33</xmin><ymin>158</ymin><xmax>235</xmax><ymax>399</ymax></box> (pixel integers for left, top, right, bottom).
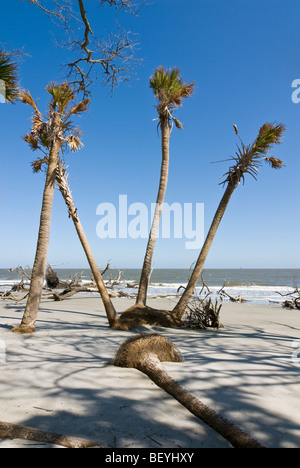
<box><xmin>275</xmin><ymin>287</ymin><xmax>300</xmax><ymax>310</ymax></box>
<box><xmin>218</xmin><ymin>283</ymin><xmax>247</xmax><ymax>303</ymax></box>
<box><xmin>0</xmin><ymin>421</ymin><xmax>102</xmax><ymax>448</ymax></box>
<box><xmin>113</xmin><ymin>333</ymin><xmax>265</xmax><ymax>449</ymax></box>
<box><xmin>45</xmin><ymin>265</ymin><xmax>60</xmax><ymax>289</ymax></box>
<box><xmin>1</xmin><ymin>263</ymin><xmax>137</xmax><ymax>303</ymax></box>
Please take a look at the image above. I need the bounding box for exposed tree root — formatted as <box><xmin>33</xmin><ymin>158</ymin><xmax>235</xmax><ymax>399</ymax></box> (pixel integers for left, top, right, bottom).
<box><xmin>116</xmin><ymin>305</ymin><xmax>183</xmax><ymax>330</ymax></box>
<box><xmin>113</xmin><ymin>333</ymin><xmax>265</xmax><ymax>449</ymax></box>
<box><xmin>11</xmin><ymin>324</ymin><xmax>36</xmax><ymax>334</ymax></box>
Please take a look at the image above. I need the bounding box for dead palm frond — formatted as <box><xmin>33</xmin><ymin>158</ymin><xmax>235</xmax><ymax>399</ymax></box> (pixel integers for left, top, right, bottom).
<box><xmin>221</xmin><ymin>123</ymin><xmax>285</xmax><ymax>186</ymax></box>
<box><xmin>150</xmin><ymin>66</ymin><xmax>194</xmax><ymax>129</ymax></box>
<box><xmin>31</xmin><ymin>156</ymin><xmax>49</xmax><ymax>173</ymax></box>
<box><xmin>0</xmin><ymin>50</ymin><xmax>19</xmax><ymax>103</ymax></box>
<box><xmin>22</xmin><ymin>82</ymin><xmax>89</xmax><ymax>157</ymax></box>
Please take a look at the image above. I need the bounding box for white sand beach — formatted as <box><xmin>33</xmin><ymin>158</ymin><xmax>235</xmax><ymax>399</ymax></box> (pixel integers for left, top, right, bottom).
<box><xmin>0</xmin><ymin>296</ymin><xmax>300</xmax><ymax>448</ymax></box>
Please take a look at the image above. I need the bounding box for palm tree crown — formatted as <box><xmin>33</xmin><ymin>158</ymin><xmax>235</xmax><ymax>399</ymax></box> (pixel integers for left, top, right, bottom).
<box><xmin>19</xmin><ymin>82</ymin><xmax>90</xmax><ymax>167</ymax></box>
<box><xmin>0</xmin><ymin>49</ymin><xmax>19</xmax><ymax>103</ymax></box>
<box><xmin>221</xmin><ymin>123</ymin><xmax>285</xmax><ymax>186</ymax></box>
<box><xmin>149</xmin><ymin>66</ymin><xmax>194</xmax><ymax>128</ymax></box>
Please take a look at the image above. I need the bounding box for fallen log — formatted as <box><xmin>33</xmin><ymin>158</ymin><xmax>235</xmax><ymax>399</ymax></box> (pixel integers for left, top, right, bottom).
<box><xmin>113</xmin><ymin>333</ymin><xmax>265</xmax><ymax>449</ymax></box>
<box><xmin>0</xmin><ymin>421</ymin><xmax>103</xmax><ymax>448</ymax></box>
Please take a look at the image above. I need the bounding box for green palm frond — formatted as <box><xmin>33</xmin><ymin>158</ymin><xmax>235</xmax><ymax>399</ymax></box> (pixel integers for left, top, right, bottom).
<box><xmin>150</xmin><ymin>66</ymin><xmax>194</xmax><ymax>125</ymax></box>
<box><xmin>221</xmin><ymin>123</ymin><xmax>285</xmax><ymax>186</ymax></box>
<box><xmin>46</xmin><ymin>81</ymin><xmax>76</xmax><ymax>113</ymax></box>
<box><xmin>0</xmin><ymin>49</ymin><xmax>19</xmax><ymax>103</ymax></box>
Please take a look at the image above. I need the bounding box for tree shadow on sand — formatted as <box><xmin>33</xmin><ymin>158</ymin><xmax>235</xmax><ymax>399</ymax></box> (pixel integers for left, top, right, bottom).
<box><xmin>1</xmin><ymin>302</ymin><xmax>300</xmax><ymax>448</ymax></box>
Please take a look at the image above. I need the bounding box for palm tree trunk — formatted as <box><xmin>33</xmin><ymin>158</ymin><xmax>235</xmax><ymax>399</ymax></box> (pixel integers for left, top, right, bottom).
<box><xmin>12</xmin><ymin>138</ymin><xmax>61</xmax><ymax>334</ymax></box>
<box><xmin>173</xmin><ymin>182</ymin><xmax>236</xmax><ymax>318</ymax></box>
<box><xmin>136</xmin><ymin>353</ymin><xmax>264</xmax><ymax>448</ymax></box>
<box><xmin>55</xmin><ymin>162</ymin><xmax>120</xmax><ymax>328</ymax></box>
<box><xmin>136</xmin><ymin>118</ymin><xmax>170</xmax><ymax>305</ymax></box>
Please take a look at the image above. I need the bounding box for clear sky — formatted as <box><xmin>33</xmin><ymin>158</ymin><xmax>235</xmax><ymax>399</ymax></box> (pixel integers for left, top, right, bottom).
<box><xmin>1</xmin><ymin>0</ymin><xmax>300</xmax><ymax>269</ymax></box>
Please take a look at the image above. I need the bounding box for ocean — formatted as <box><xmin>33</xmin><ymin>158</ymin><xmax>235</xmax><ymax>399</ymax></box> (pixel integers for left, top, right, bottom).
<box><xmin>0</xmin><ymin>268</ymin><xmax>299</xmax><ymax>306</ymax></box>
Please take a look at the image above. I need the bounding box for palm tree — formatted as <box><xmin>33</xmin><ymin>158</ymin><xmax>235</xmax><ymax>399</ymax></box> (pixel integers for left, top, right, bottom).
<box><xmin>172</xmin><ymin>123</ymin><xmax>285</xmax><ymax>318</ymax></box>
<box><xmin>55</xmin><ymin>160</ymin><xmax>120</xmax><ymax>328</ymax></box>
<box><xmin>113</xmin><ymin>333</ymin><xmax>264</xmax><ymax>448</ymax></box>
<box><xmin>12</xmin><ymin>82</ymin><xmax>90</xmax><ymax>333</ymax></box>
<box><xmin>0</xmin><ymin>49</ymin><xmax>19</xmax><ymax>103</ymax></box>
<box><xmin>136</xmin><ymin>67</ymin><xmax>194</xmax><ymax>306</ymax></box>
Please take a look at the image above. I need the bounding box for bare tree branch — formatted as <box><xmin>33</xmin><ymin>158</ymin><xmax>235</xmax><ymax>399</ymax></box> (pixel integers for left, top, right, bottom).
<box><xmin>24</xmin><ymin>0</ymin><xmax>143</xmax><ymax>95</ymax></box>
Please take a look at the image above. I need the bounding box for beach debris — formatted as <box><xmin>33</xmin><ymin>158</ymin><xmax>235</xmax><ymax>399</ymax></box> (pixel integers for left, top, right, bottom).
<box><xmin>184</xmin><ymin>297</ymin><xmax>223</xmax><ymax>329</ymax></box>
<box><xmin>275</xmin><ymin>286</ymin><xmax>300</xmax><ymax>310</ymax></box>
<box><xmin>113</xmin><ymin>333</ymin><xmax>265</xmax><ymax>449</ymax></box>
<box><xmin>0</xmin><ymin>421</ymin><xmax>103</xmax><ymax>448</ymax></box>
<box><xmin>45</xmin><ymin>265</ymin><xmax>60</xmax><ymax>289</ymax></box>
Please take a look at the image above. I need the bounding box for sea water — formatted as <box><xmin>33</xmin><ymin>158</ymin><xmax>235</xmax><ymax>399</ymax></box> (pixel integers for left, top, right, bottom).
<box><xmin>0</xmin><ymin>268</ymin><xmax>299</xmax><ymax>305</ymax></box>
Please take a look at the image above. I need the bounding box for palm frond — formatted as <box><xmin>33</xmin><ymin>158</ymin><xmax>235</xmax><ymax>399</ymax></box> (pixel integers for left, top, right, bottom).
<box><xmin>221</xmin><ymin>123</ymin><xmax>285</xmax><ymax>186</ymax></box>
<box><xmin>264</xmin><ymin>156</ymin><xmax>285</xmax><ymax>169</ymax></box>
<box><xmin>66</xmin><ymin>98</ymin><xmax>90</xmax><ymax>117</ymax></box>
<box><xmin>23</xmin><ymin>133</ymin><xmax>39</xmax><ymax>151</ymax></box>
<box><xmin>19</xmin><ymin>90</ymin><xmax>38</xmax><ymax>110</ymax></box>
<box><xmin>46</xmin><ymin>81</ymin><xmax>76</xmax><ymax>113</ymax></box>
<box><xmin>150</xmin><ymin>66</ymin><xmax>194</xmax><ymax>121</ymax></box>
<box><xmin>65</xmin><ymin>133</ymin><xmax>84</xmax><ymax>152</ymax></box>
<box><xmin>0</xmin><ymin>50</ymin><xmax>19</xmax><ymax>103</ymax></box>
<box><xmin>172</xmin><ymin>117</ymin><xmax>183</xmax><ymax>130</ymax></box>
<box><xmin>31</xmin><ymin>156</ymin><xmax>49</xmax><ymax>173</ymax></box>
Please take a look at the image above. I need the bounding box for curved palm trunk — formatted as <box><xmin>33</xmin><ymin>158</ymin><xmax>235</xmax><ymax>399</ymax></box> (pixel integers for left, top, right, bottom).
<box><xmin>55</xmin><ymin>163</ymin><xmax>119</xmax><ymax>328</ymax></box>
<box><xmin>136</xmin><ymin>118</ymin><xmax>171</xmax><ymax>305</ymax></box>
<box><xmin>114</xmin><ymin>334</ymin><xmax>264</xmax><ymax>448</ymax></box>
<box><xmin>173</xmin><ymin>182</ymin><xmax>236</xmax><ymax>318</ymax></box>
<box><xmin>137</xmin><ymin>353</ymin><xmax>264</xmax><ymax>448</ymax></box>
<box><xmin>12</xmin><ymin>138</ymin><xmax>61</xmax><ymax>334</ymax></box>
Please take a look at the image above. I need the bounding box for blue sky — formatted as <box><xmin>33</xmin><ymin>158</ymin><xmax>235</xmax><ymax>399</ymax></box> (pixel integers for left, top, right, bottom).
<box><xmin>1</xmin><ymin>0</ymin><xmax>300</xmax><ymax>269</ymax></box>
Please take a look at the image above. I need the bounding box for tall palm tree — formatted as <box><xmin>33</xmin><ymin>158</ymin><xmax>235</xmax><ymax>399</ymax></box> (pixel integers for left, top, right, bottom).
<box><xmin>0</xmin><ymin>49</ymin><xmax>19</xmax><ymax>103</ymax></box>
<box><xmin>172</xmin><ymin>123</ymin><xmax>285</xmax><ymax>318</ymax></box>
<box><xmin>136</xmin><ymin>67</ymin><xmax>194</xmax><ymax>306</ymax></box>
<box><xmin>12</xmin><ymin>82</ymin><xmax>90</xmax><ymax>333</ymax></box>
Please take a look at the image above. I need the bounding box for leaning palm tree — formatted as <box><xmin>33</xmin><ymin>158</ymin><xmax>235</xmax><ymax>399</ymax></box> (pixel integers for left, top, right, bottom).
<box><xmin>136</xmin><ymin>67</ymin><xmax>194</xmax><ymax>306</ymax></box>
<box><xmin>172</xmin><ymin>123</ymin><xmax>285</xmax><ymax>318</ymax></box>
<box><xmin>0</xmin><ymin>49</ymin><xmax>19</xmax><ymax>103</ymax></box>
<box><xmin>12</xmin><ymin>82</ymin><xmax>90</xmax><ymax>333</ymax></box>
<box><xmin>55</xmin><ymin>160</ymin><xmax>120</xmax><ymax>327</ymax></box>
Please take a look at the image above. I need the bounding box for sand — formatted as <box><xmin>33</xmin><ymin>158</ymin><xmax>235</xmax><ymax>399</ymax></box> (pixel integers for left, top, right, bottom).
<box><xmin>0</xmin><ymin>295</ymin><xmax>299</xmax><ymax>449</ymax></box>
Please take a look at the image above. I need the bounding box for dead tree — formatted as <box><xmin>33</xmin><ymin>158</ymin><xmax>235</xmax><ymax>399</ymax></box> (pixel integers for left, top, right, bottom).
<box><xmin>276</xmin><ymin>287</ymin><xmax>300</xmax><ymax>310</ymax></box>
<box><xmin>25</xmin><ymin>0</ymin><xmax>143</xmax><ymax>95</ymax></box>
<box><xmin>218</xmin><ymin>283</ymin><xmax>247</xmax><ymax>303</ymax></box>
<box><xmin>113</xmin><ymin>333</ymin><xmax>265</xmax><ymax>449</ymax></box>
<box><xmin>0</xmin><ymin>421</ymin><xmax>103</xmax><ymax>448</ymax></box>
<box><xmin>45</xmin><ymin>265</ymin><xmax>60</xmax><ymax>289</ymax></box>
